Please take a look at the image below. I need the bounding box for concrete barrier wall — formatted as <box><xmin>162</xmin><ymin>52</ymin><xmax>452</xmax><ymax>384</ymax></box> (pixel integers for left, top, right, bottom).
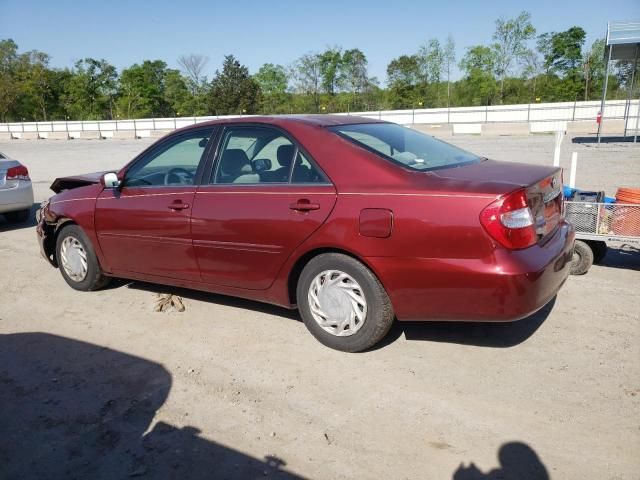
<box><xmin>0</xmin><ymin>100</ymin><xmax>637</xmax><ymax>139</ymax></box>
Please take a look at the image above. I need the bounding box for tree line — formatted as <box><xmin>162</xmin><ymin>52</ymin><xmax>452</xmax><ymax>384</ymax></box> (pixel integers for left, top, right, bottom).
<box><xmin>0</xmin><ymin>11</ymin><xmax>636</xmax><ymax>122</ymax></box>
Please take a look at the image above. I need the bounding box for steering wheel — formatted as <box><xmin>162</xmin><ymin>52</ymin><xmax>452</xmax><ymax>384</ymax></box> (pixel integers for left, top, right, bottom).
<box><xmin>164</xmin><ymin>167</ymin><xmax>194</xmax><ymax>186</ymax></box>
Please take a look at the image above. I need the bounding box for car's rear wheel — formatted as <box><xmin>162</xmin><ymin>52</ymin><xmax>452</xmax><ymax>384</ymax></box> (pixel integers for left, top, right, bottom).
<box><xmin>296</xmin><ymin>253</ymin><xmax>394</xmax><ymax>352</ymax></box>
<box><xmin>4</xmin><ymin>208</ymin><xmax>30</xmax><ymax>223</ymax></box>
<box><xmin>56</xmin><ymin>224</ymin><xmax>110</xmax><ymax>291</ymax></box>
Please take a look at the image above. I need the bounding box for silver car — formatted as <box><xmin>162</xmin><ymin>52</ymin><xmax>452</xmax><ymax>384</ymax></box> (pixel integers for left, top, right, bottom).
<box><xmin>0</xmin><ymin>151</ymin><xmax>34</xmax><ymax>223</ymax></box>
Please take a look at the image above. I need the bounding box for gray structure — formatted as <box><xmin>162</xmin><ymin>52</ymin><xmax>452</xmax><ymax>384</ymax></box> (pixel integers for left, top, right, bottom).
<box><xmin>598</xmin><ymin>21</ymin><xmax>640</xmax><ymax>143</ymax></box>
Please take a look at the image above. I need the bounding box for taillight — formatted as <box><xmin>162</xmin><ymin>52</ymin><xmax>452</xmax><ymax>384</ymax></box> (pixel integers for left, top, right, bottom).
<box><xmin>480</xmin><ymin>189</ymin><xmax>537</xmax><ymax>249</ymax></box>
<box><xmin>6</xmin><ymin>165</ymin><xmax>30</xmax><ymax>181</ymax></box>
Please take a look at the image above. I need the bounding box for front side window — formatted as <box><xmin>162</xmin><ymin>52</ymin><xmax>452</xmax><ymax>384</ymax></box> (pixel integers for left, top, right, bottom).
<box><xmin>213</xmin><ymin>127</ymin><xmax>327</xmax><ymax>184</ymax></box>
<box><xmin>329</xmin><ymin>123</ymin><xmax>481</xmax><ymax>171</ymax></box>
<box><xmin>124</xmin><ymin>129</ymin><xmax>213</xmax><ymax>187</ymax></box>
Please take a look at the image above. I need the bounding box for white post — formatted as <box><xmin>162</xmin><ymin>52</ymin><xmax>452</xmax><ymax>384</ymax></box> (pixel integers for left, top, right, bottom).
<box><xmin>569</xmin><ymin>152</ymin><xmax>578</xmax><ymax>188</ymax></box>
<box><xmin>553</xmin><ymin>130</ymin><xmax>564</xmax><ymax>167</ymax></box>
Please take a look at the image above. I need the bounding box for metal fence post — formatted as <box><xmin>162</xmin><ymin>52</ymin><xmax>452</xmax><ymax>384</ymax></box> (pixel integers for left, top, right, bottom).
<box><xmin>133</xmin><ymin>119</ymin><xmax>137</xmax><ymax>138</ymax></box>
<box><xmin>152</xmin><ymin>117</ymin><xmax>156</xmax><ymax>131</ymax></box>
<box><xmin>527</xmin><ymin>103</ymin><xmax>531</xmax><ymax>122</ymax></box>
<box><xmin>572</xmin><ymin>99</ymin><xmax>577</xmax><ymax>121</ymax></box>
<box><xmin>485</xmin><ymin>105</ymin><xmax>488</xmax><ymax>123</ymax></box>
<box><xmin>174</xmin><ymin>117</ymin><xmax>177</xmax><ymax>130</ymax></box>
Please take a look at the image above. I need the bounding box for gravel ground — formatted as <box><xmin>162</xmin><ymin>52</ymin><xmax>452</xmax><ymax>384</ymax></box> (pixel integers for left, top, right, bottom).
<box><xmin>0</xmin><ymin>135</ymin><xmax>638</xmax><ymax>480</ymax></box>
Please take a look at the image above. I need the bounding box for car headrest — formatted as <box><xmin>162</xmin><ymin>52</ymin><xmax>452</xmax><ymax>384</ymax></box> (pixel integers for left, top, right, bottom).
<box><xmin>277</xmin><ymin>145</ymin><xmax>295</xmax><ymax>168</ymax></box>
<box><xmin>221</xmin><ymin>149</ymin><xmax>251</xmax><ymax>176</ymax></box>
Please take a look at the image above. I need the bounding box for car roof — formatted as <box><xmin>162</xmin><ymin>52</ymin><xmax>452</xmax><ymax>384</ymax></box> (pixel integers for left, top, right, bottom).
<box><xmin>191</xmin><ymin>114</ymin><xmax>386</xmax><ymax>129</ymax></box>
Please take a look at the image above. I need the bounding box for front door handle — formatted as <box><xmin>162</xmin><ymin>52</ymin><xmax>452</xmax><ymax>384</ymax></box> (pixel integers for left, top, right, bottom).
<box><xmin>168</xmin><ymin>202</ymin><xmax>190</xmax><ymax>211</ymax></box>
<box><xmin>289</xmin><ymin>199</ymin><xmax>320</xmax><ymax>212</ymax></box>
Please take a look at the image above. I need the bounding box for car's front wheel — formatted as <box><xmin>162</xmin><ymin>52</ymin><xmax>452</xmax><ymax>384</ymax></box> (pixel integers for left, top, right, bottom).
<box><xmin>297</xmin><ymin>253</ymin><xmax>394</xmax><ymax>352</ymax></box>
<box><xmin>56</xmin><ymin>224</ymin><xmax>111</xmax><ymax>291</ymax></box>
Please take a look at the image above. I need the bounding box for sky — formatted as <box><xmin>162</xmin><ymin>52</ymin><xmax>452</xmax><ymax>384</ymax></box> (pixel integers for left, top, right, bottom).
<box><xmin>1</xmin><ymin>0</ymin><xmax>639</xmax><ymax>84</ymax></box>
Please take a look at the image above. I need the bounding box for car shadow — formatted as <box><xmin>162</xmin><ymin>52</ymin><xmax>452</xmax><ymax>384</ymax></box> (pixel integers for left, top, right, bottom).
<box><xmin>374</xmin><ymin>297</ymin><xmax>556</xmax><ymax>350</ymax></box>
<box><xmin>0</xmin><ymin>202</ymin><xmax>39</xmax><ymax>233</ymax></box>
<box><xmin>0</xmin><ymin>332</ymin><xmax>304</xmax><ymax>480</ymax></box>
<box><xmin>116</xmin><ymin>279</ymin><xmax>552</xmax><ymax>350</ymax></box>
<box><xmin>596</xmin><ymin>245</ymin><xmax>640</xmax><ymax>271</ymax></box>
<box><xmin>121</xmin><ymin>280</ymin><xmax>301</xmax><ymax>321</ymax></box>
<box><xmin>452</xmin><ymin>441</ymin><xmax>549</xmax><ymax>480</ymax></box>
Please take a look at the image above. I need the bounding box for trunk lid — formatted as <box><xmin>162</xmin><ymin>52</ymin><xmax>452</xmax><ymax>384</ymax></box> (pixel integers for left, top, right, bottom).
<box><xmin>434</xmin><ymin>159</ymin><xmax>564</xmax><ymax>242</ymax></box>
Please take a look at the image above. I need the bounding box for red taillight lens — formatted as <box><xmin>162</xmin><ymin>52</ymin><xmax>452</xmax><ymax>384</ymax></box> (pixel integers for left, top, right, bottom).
<box><xmin>6</xmin><ymin>165</ymin><xmax>30</xmax><ymax>181</ymax></box>
<box><xmin>480</xmin><ymin>189</ymin><xmax>537</xmax><ymax>250</ymax></box>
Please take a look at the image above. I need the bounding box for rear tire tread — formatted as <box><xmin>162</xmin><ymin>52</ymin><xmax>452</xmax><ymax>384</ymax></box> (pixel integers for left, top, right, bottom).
<box><xmin>297</xmin><ymin>253</ymin><xmax>394</xmax><ymax>352</ymax></box>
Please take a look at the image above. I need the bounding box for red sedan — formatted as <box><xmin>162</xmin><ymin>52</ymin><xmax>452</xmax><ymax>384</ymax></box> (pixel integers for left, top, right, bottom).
<box><xmin>37</xmin><ymin>116</ymin><xmax>574</xmax><ymax>351</ymax></box>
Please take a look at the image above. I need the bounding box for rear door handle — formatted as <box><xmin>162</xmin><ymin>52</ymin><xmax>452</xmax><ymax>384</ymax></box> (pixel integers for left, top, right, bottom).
<box><xmin>289</xmin><ymin>200</ymin><xmax>320</xmax><ymax>212</ymax></box>
<box><xmin>168</xmin><ymin>202</ymin><xmax>190</xmax><ymax>211</ymax></box>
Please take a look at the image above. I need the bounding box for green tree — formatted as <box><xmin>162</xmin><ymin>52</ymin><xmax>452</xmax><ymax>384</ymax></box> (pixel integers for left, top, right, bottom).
<box><xmin>491</xmin><ymin>11</ymin><xmax>536</xmax><ymax>102</ymax></box>
<box><xmin>62</xmin><ymin>58</ymin><xmax>117</xmax><ymax>119</ymax></box>
<box><xmin>117</xmin><ymin>60</ymin><xmax>171</xmax><ymax>118</ymax></box>
<box><xmin>254</xmin><ymin>63</ymin><xmax>288</xmax><ymax>113</ymax></box>
<box><xmin>459</xmin><ymin>46</ymin><xmax>499</xmax><ymax>105</ymax></box>
<box><xmin>318</xmin><ymin>47</ymin><xmax>343</xmax><ymax>95</ymax></box>
<box><xmin>177</xmin><ymin>54</ymin><xmax>209</xmax><ymax>114</ymax></box>
<box><xmin>582</xmin><ymin>38</ymin><xmax>605</xmax><ymax>100</ymax></box>
<box><xmin>443</xmin><ymin>35</ymin><xmax>456</xmax><ymax>107</ymax></box>
<box><xmin>0</xmin><ymin>39</ymin><xmax>20</xmax><ymax>121</ymax></box>
<box><xmin>340</xmin><ymin>48</ymin><xmax>369</xmax><ymax>109</ymax></box>
<box><xmin>16</xmin><ymin>50</ymin><xmax>54</xmax><ymax>120</ymax></box>
<box><xmin>208</xmin><ymin>55</ymin><xmax>261</xmax><ymax>115</ymax></box>
<box><xmin>386</xmin><ymin>55</ymin><xmax>421</xmax><ymax>108</ymax></box>
<box><xmin>291</xmin><ymin>53</ymin><xmax>322</xmax><ymax>112</ymax></box>
<box><xmin>164</xmin><ymin>69</ymin><xmax>194</xmax><ymax>116</ymax></box>
<box><xmin>540</xmin><ymin>27</ymin><xmax>586</xmax><ymax>75</ymax></box>
<box><xmin>418</xmin><ymin>39</ymin><xmax>444</xmax><ymax>105</ymax></box>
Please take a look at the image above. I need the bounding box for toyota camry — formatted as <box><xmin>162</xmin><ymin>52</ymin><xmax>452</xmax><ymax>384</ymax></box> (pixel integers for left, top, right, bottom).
<box><xmin>37</xmin><ymin>116</ymin><xmax>574</xmax><ymax>351</ymax></box>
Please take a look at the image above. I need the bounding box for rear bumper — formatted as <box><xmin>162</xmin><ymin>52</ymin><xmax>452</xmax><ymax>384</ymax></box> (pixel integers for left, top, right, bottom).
<box><xmin>0</xmin><ymin>181</ymin><xmax>34</xmax><ymax>214</ymax></box>
<box><xmin>367</xmin><ymin>221</ymin><xmax>575</xmax><ymax>322</ymax></box>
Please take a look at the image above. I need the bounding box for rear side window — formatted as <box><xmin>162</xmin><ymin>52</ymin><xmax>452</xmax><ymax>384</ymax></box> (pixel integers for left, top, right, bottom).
<box><xmin>329</xmin><ymin>123</ymin><xmax>480</xmax><ymax>171</ymax></box>
<box><xmin>212</xmin><ymin>126</ymin><xmax>328</xmax><ymax>185</ymax></box>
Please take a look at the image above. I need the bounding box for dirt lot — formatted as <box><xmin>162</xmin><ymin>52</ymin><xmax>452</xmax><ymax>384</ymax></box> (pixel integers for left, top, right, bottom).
<box><xmin>1</xmin><ymin>135</ymin><xmax>639</xmax><ymax>479</ymax></box>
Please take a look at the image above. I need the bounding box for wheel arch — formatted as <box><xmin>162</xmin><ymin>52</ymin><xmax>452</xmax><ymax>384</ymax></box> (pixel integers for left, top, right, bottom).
<box><xmin>44</xmin><ymin>218</ymin><xmax>78</xmax><ymax>267</ymax></box>
<box><xmin>286</xmin><ymin>246</ymin><xmax>384</xmax><ymax>305</ymax></box>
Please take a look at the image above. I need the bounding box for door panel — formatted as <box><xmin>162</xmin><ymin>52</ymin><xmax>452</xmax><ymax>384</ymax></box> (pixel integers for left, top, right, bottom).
<box><xmin>95</xmin><ymin>187</ymin><xmax>200</xmax><ymax>280</ymax></box>
<box><xmin>94</xmin><ymin>128</ymin><xmax>215</xmax><ymax>281</ymax></box>
<box><xmin>191</xmin><ymin>185</ymin><xmax>337</xmax><ymax>289</ymax></box>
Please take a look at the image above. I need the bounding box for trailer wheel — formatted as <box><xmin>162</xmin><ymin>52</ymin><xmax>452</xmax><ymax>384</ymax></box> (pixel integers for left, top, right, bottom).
<box><xmin>586</xmin><ymin>240</ymin><xmax>607</xmax><ymax>264</ymax></box>
<box><xmin>570</xmin><ymin>240</ymin><xmax>594</xmax><ymax>275</ymax></box>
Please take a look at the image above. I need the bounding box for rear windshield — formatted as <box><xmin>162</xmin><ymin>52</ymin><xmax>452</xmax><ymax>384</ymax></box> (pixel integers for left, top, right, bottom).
<box><xmin>329</xmin><ymin>123</ymin><xmax>481</xmax><ymax>171</ymax></box>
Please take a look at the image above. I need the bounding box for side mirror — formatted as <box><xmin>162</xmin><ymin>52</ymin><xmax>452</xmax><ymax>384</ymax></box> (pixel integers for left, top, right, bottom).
<box><xmin>102</xmin><ymin>172</ymin><xmax>120</xmax><ymax>188</ymax></box>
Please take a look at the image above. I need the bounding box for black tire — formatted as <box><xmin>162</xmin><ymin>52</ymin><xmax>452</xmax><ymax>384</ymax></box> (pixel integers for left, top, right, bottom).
<box><xmin>570</xmin><ymin>240</ymin><xmax>594</xmax><ymax>275</ymax></box>
<box><xmin>586</xmin><ymin>240</ymin><xmax>607</xmax><ymax>264</ymax></box>
<box><xmin>296</xmin><ymin>253</ymin><xmax>394</xmax><ymax>352</ymax></box>
<box><xmin>4</xmin><ymin>208</ymin><xmax>30</xmax><ymax>223</ymax></box>
<box><xmin>55</xmin><ymin>224</ymin><xmax>111</xmax><ymax>291</ymax></box>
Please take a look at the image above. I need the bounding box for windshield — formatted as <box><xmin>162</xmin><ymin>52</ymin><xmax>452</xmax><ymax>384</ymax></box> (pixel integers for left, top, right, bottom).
<box><xmin>329</xmin><ymin>123</ymin><xmax>481</xmax><ymax>171</ymax></box>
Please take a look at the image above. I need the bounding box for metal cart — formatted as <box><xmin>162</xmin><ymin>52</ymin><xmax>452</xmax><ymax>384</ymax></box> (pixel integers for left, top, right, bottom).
<box><xmin>565</xmin><ymin>201</ymin><xmax>640</xmax><ymax>274</ymax></box>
